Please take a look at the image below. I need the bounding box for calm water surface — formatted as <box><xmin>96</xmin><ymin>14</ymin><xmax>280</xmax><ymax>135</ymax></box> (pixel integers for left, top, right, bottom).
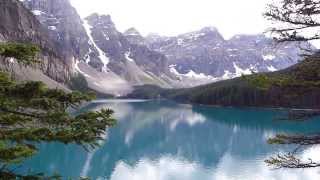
<box><xmin>20</xmin><ymin>100</ymin><xmax>320</xmax><ymax>179</ymax></box>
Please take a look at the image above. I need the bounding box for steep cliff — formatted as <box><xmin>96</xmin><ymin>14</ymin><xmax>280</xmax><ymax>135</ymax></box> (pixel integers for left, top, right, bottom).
<box><xmin>19</xmin><ymin>0</ymin><xmax>177</xmax><ymax>94</ymax></box>
<box><xmin>82</xmin><ymin>13</ymin><xmax>176</xmax><ymax>87</ymax></box>
<box><xmin>19</xmin><ymin>0</ymin><xmax>132</xmax><ymax>95</ymax></box>
<box><xmin>0</xmin><ymin>0</ymin><xmax>70</xmax><ymax>85</ymax></box>
<box><xmin>22</xmin><ymin>0</ymin><xmax>91</xmax><ymax>61</ymax></box>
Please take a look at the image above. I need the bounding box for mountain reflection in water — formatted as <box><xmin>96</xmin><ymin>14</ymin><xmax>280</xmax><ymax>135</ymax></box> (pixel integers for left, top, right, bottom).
<box><xmin>20</xmin><ymin>100</ymin><xmax>320</xmax><ymax>180</ymax></box>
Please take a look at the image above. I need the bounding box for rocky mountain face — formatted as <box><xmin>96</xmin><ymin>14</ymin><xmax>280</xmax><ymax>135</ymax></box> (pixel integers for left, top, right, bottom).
<box><xmin>21</xmin><ymin>0</ymin><xmax>90</xmax><ymax>61</ymax></box>
<box><xmin>18</xmin><ymin>0</ymin><xmax>130</xmax><ymax>95</ymax></box>
<box><xmin>145</xmin><ymin>28</ymin><xmax>309</xmax><ymax>83</ymax></box>
<box><xmin>20</xmin><ymin>0</ymin><xmax>177</xmax><ymax>94</ymax></box>
<box><xmin>0</xmin><ymin>0</ymin><xmax>70</xmax><ymax>84</ymax></box>
<box><xmin>81</xmin><ymin>13</ymin><xmax>175</xmax><ymax>87</ymax></box>
<box><xmin>123</xmin><ymin>28</ymin><xmax>147</xmax><ymax>46</ymax></box>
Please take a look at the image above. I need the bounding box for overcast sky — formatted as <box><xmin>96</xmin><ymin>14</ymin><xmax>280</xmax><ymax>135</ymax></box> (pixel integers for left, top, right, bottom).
<box><xmin>70</xmin><ymin>0</ymin><xmax>271</xmax><ymax>39</ymax></box>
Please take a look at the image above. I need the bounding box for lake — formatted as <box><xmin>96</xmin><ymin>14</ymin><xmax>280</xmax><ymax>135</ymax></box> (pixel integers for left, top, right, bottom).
<box><xmin>20</xmin><ymin>100</ymin><xmax>320</xmax><ymax>179</ymax></box>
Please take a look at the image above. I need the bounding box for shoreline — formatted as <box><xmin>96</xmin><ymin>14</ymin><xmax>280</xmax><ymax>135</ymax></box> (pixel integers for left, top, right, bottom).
<box><xmin>110</xmin><ymin>97</ymin><xmax>320</xmax><ymax>112</ymax></box>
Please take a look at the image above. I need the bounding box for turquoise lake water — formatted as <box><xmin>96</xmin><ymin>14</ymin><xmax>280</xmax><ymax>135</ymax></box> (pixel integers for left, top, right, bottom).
<box><xmin>20</xmin><ymin>100</ymin><xmax>320</xmax><ymax>179</ymax></box>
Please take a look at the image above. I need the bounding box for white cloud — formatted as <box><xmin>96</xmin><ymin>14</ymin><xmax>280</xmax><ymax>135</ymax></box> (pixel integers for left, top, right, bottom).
<box><xmin>109</xmin><ymin>151</ymin><xmax>320</xmax><ymax>180</ymax></box>
<box><xmin>70</xmin><ymin>0</ymin><xmax>271</xmax><ymax>39</ymax></box>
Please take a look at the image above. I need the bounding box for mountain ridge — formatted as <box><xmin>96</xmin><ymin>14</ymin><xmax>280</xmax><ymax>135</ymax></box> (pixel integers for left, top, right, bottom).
<box><xmin>0</xmin><ymin>0</ymin><xmax>313</xmax><ymax>96</ymax></box>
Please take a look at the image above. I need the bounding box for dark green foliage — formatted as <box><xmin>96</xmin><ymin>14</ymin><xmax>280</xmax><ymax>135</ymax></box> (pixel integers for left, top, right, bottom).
<box><xmin>124</xmin><ymin>85</ymin><xmax>169</xmax><ymax>99</ymax></box>
<box><xmin>0</xmin><ymin>43</ymin><xmax>40</xmax><ymax>65</ymax></box>
<box><xmin>0</xmin><ymin>171</ymin><xmax>61</xmax><ymax>180</ymax></box>
<box><xmin>242</xmin><ymin>73</ymin><xmax>273</xmax><ymax>90</ymax></box>
<box><xmin>68</xmin><ymin>73</ymin><xmax>90</xmax><ymax>92</ymax></box>
<box><xmin>0</xmin><ymin>43</ymin><xmax>116</xmax><ymax>178</ymax></box>
<box><xmin>93</xmin><ymin>91</ymin><xmax>115</xmax><ymax>99</ymax></box>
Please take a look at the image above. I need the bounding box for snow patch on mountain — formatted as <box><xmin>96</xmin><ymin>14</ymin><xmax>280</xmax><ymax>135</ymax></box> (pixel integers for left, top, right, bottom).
<box><xmin>75</xmin><ymin>60</ymin><xmax>91</xmax><ymax>78</ymax></box>
<box><xmin>169</xmin><ymin>65</ymin><xmax>180</xmax><ymax>76</ymax></box>
<box><xmin>185</xmin><ymin>70</ymin><xmax>213</xmax><ymax>79</ymax></box>
<box><xmin>83</xmin><ymin>19</ymin><xmax>110</xmax><ymax>71</ymax></box>
<box><xmin>169</xmin><ymin>65</ymin><xmax>215</xmax><ymax>80</ymax></box>
<box><xmin>177</xmin><ymin>39</ymin><xmax>184</xmax><ymax>46</ymax></box>
<box><xmin>125</xmin><ymin>31</ymin><xmax>139</xmax><ymax>36</ymax></box>
<box><xmin>262</xmin><ymin>54</ymin><xmax>276</xmax><ymax>61</ymax></box>
<box><xmin>219</xmin><ymin>64</ymin><xmax>253</xmax><ymax>80</ymax></box>
<box><xmin>84</xmin><ymin>48</ymin><xmax>93</xmax><ymax>64</ymax></box>
<box><xmin>222</xmin><ymin>70</ymin><xmax>234</xmax><ymax>80</ymax></box>
<box><xmin>31</xmin><ymin>10</ymin><xmax>44</xmax><ymax>16</ymax></box>
<box><xmin>267</xmin><ymin>65</ymin><xmax>277</xmax><ymax>72</ymax></box>
<box><xmin>48</xmin><ymin>26</ymin><xmax>56</xmax><ymax>31</ymax></box>
<box><xmin>170</xmin><ymin>63</ymin><xmax>257</xmax><ymax>83</ymax></box>
<box><xmin>233</xmin><ymin>62</ymin><xmax>252</xmax><ymax>76</ymax></box>
<box><xmin>103</xmin><ymin>32</ymin><xmax>110</xmax><ymax>41</ymax></box>
<box><xmin>125</xmin><ymin>51</ymin><xmax>135</xmax><ymax>62</ymax></box>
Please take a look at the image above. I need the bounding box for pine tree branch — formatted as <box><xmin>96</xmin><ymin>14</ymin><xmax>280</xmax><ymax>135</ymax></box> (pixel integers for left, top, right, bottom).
<box><xmin>0</xmin><ymin>108</ymin><xmax>43</xmax><ymax>119</ymax></box>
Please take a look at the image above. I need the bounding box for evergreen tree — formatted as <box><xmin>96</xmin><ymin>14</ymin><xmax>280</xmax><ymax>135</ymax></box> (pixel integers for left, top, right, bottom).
<box><xmin>265</xmin><ymin>0</ymin><xmax>320</xmax><ymax>169</ymax></box>
<box><xmin>0</xmin><ymin>43</ymin><xmax>116</xmax><ymax>179</ymax></box>
<box><xmin>265</xmin><ymin>0</ymin><xmax>320</xmax><ymax>43</ymax></box>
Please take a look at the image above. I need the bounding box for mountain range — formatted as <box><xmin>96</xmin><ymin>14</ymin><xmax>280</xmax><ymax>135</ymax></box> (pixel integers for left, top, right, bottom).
<box><xmin>0</xmin><ymin>0</ymin><xmax>311</xmax><ymax>96</ymax></box>
<box><xmin>126</xmin><ymin>55</ymin><xmax>320</xmax><ymax>109</ymax></box>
